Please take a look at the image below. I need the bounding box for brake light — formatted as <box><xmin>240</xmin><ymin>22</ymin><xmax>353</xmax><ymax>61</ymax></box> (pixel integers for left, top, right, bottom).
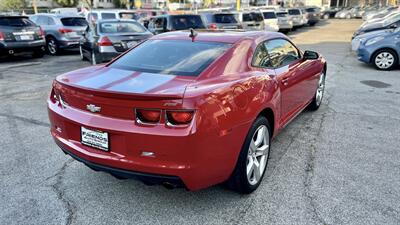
<box><xmin>59</xmin><ymin>28</ymin><xmax>73</xmax><ymax>34</ymax></box>
<box><xmin>98</xmin><ymin>36</ymin><xmax>113</xmax><ymax>46</ymax></box>
<box><xmin>166</xmin><ymin>110</ymin><xmax>194</xmax><ymax>126</ymax></box>
<box><xmin>39</xmin><ymin>27</ymin><xmax>45</xmax><ymax>38</ymax></box>
<box><xmin>136</xmin><ymin>109</ymin><xmax>161</xmax><ymax>124</ymax></box>
<box><xmin>0</xmin><ymin>32</ymin><xmax>4</xmax><ymax>41</ymax></box>
<box><xmin>209</xmin><ymin>23</ymin><xmax>217</xmax><ymax>30</ymax></box>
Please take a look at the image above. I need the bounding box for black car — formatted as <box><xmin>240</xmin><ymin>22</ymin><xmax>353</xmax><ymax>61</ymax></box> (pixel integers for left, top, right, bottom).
<box><xmin>147</xmin><ymin>14</ymin><xmax>206</xmax><ymax>34</ymax></box>
<box><xmin>304</xmin><ymin>7</ymin><xmax>321</xmax><ymax>26</ymax></box>
<box><xmin>0</xmin><ymin>16</ymin><xmax>46</xmax><ymax>58</ymax></box>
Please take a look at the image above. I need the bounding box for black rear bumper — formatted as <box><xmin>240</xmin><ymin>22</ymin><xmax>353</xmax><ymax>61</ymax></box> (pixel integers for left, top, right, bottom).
<box><xmin>57</xmin><ymin>143</ymin><xmax>184</xmax><ymax>188</ymax></box>
<box><xmin>0</xmin><ymin>40</ymin><xmax>45</xmax><ymax>55</ymax></box>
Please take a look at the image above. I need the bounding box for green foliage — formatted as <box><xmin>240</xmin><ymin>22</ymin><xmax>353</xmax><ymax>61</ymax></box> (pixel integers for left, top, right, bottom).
<box><xmin>113</xmin><ymin>0</ymin><xmax>130</xmax><ymax>8</ymax></box>
<box><xmin>0</xmin><ymin>0</ymin><xmax>26</xmax><ymax>11</ymax></box>
<box><xmin>54</xmin><ymin>0</ymin><xmax>79</xmax><ymax>7</ymax></box>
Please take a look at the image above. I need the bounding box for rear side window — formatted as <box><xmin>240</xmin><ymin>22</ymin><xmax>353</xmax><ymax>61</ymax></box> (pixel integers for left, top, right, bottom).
<box><xmin>0</xmin><ymin>17</ymin><xmax>35</xmax><ymax>27</ymax></box>
<box><xmin>101</xmin><ymin>13</ymin><xmax>116</xmax><ymax>19</ymax></box>
<box><xmin>288</xmin><ymin>9</ymin><xmax>301</xmax><ymax>15</ymax></box>
<box><xmin>61</xmin><ymin>18</ymin><xmax>88</xmax><ymax>26</ymax></box>
<box><xmin>99</xmin><ymin>21</ymin><xmax>146</xmax><ymax>33</ymax></box>
<box><xmin>214</xmin><ymin>14</ymin><xmax>238</xmax><ymax>23</ymax></box>
<box><xmin>170</xmin><ymin>15</ymin><xmax>206</xmax><ymax>30</ymax></box>
<box><xmin>263</xmin><ymin>12</ymin><xmax>277</xmax><ymax>19</ymax></box>
<box><xmin>110</xmin><ymin>40</ymin><xmax>231</xmax><ymax>76</ymax></box>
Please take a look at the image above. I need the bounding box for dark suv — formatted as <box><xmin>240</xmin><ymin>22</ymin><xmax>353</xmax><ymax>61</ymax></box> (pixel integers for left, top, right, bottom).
<box><xmin>147</xmin><ymin>14</ymin><xmax>206</xmax><ymax>34</ymax></box>
<box><xmin>30</xmin><ymin>14</ymin><xmax>88</xmax><ymax>55</ymax></box>
<box><xmin>200</xmin><ymin>12</ymin><xmax>242</xmax><ymax>30</ymax></box>
<box><xmin>0</xmin><ymin>16</ymin><xmax>46</xmax><ymax>58</ymax></box>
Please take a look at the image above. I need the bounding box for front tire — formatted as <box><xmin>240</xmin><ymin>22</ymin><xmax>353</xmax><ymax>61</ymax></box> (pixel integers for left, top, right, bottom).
<box><xmin>46</xmin><ymin>37</ymin><xmax>59</xmax><ymax>55</ymax></box>
<box><xmin>372</xmin><ymin>49</ymin><xmax>398</xmax><ymax>71</ymax></box>
<box><xmin>227</xmin><ymin>117</ymin><xmax>271</xmax><ymax>194</ymax></box>
<box><xmin>308</xmin><ymin>70</ymin><xmax>326</xmax><ymax>110</ymax></box>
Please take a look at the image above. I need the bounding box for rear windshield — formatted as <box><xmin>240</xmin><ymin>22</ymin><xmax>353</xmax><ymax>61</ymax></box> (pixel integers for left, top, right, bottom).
<box><xmin>0</xmin><ymin>17</ymin><xmax>35</xmax><ymax>27</ymax></box>
<box><xmin>99</xmin><ymin>21</ymin><xmax>146</xmax><ymax>33</ymax></box>
<box><xmin>288</xmin><ymin>9</ymin><xmax>301</xmax><ymax>15</ymax></box>
<box><xmin>214</xmin><ymin>14</ymin><xmax>238</xmax><ymax>23</ymax></box>
<box><xmin>306</xmin><ymin>8</ymin><xmax>316</xmax><ymax>12</ymax></box>
<box><xmin>243</xmin><ymin>12</ymin><xmax>264</xmax><ymax>22</ymax></box>
<box><xmin>276</xmin><ymin>12</ymin><xmax>288</xmax><ymax>17</ymax></box>
<box><xmin>263</xmin><ymin>12</ymin><xmax>276</xmax><ymax>19</ymax></box>
<box><xmin>110</xmin><ymin>40</ymin><xmax>231</xmax><ymax>76</ymax></box>
<box><xmin>171</xmin><ymin>15</ymin><xmax>206</xmax><ymax>30</ymax></box>
<box><xmin>101</xmin><ymin>13</ymin><xmax>116</xmax><ymax>19</ymax></box>
<box><xmin>61</xmin><ymin>17</ymin><xmax>88</xmax><ymax>26</ymax></box>
<box><xmin>119</xmin><ymin>12</ymin><xmax>140</xmax><ymax>20</ymax></box>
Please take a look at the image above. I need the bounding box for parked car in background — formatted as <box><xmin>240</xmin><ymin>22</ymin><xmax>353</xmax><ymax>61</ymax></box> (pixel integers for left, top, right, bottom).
<box><xmin>82</xmin><ymin>10</ymin><xmax>140</xmax><ymax>23</ymax></box>
<box><xmin>276</xmin><ymin>11</ymin><xmax>293</xmax><ymax>33</ymax></box>
<box><xmin>236</xmin><ymin>11</ymin><xmax>265</xmax><ymax>31</ymax></box>
<box><xmin>48</xmin><ymin>30</ymin><xmax>327</xmax><ymax>193</ymax></box>
<box><xmin>304</xmin><ymin>7</ymin><xmax>320</xmax><ymax>26</ymax></box>
<box><xmin>355</xmin><ymin>27</ymin><xmax>400</xmax><ymax>70</ymax></box>
<box><xmin>0</xmin><ymin>15</ymin><xmax>46</xmax><ymax>58</ymax></box>
<box><xmin>361</xmin><ymin>11</ymin><xmax>400</xmax><ymax>27</ymax></box>
<box><xmin>335</xmin><ymin>7</ymin><xmax>354</xmax><ymax>19</ymax></box>
<box><xmin>353</xmin><ymin>13</ymin><xmax>400</xmax><ymax>39</ymax></box>
<box><xmin>351</xmin><ymin>6</ymin><xmax>365</xmax><ymax>18</ymax></box>
<box><xmin>30</xmin><ymin>14</ymin><xmax>88</xmax><ymax>55</ymax></box>
<box><xmin>287</xmin><ymin>8</ymin><xmax>307</xmax><ymax>28</ymax></box>
<box><xmin>147</xmin><ymin>14</ymin><xmax>206</xmax><ymax>34</ymax></box>
<box><xmin>321</xmin><ymin>7</ymin><xmax>342</xmax><ymax>19</ymax></box>
<box><xmin>363</xmin><ymin>6</ymin><xmax>398</xmax><ymax>21</ymax></box>
<box><xmin>260</xmin><ymin>9</ymin><xmax>279</xmax><ymax>31</ymax></box>
<box><xmin>80</xmin><ymin>19</ymin><xmax>152</xmax><ymax>65</ymax></box>
<box><xmin>200</xmin><ymin>12</ymin><xmax>242</xmax><ymax>30</ymax></box>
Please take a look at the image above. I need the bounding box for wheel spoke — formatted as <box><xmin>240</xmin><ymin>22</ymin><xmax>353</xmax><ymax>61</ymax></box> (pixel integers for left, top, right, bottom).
<box><xmin>247</xmin><ymin>156</ymin><xmax>254</xmax><ymax>178</ymax></box>
<box><xmin>254</xmin><ymin>126</ymin><xmax>265</xmax><ymax>147</ymax></box>
<box><xmin>253</xmin><ymin>159</ymin><xmax>261</xmax><ymax>181</ymax></box>
<box><xmin>250</xmin><ymin>140</ymin><xmax>257</xmax><ymax>153</ymax></box>
<box><xmin>255</xmin><ymin>145</ymin><xmax>268</xmax><ymax>156</ymax></box>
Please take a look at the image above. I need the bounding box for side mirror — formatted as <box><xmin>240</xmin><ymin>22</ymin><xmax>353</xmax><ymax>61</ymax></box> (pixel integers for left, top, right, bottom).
<box><xmin>303</xmin><ymin>50</ymin><xmax>319</xmax><ymax>60</ymax></box>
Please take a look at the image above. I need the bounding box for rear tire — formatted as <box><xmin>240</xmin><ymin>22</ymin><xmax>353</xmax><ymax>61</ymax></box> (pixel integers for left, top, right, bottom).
<box><xmin>227</xmin><ymin>117</ymin><xmax>271</xmax><ymax>194</ymax></box>
<box><xmin>46</xmin><ymin>37</ymin><xmax>59</xmax><ymax>55</ymax></box>
<box><xmin>91</xmin><ymin>51</ymin><xmax>98</xmax><ymax>65</ymax></box>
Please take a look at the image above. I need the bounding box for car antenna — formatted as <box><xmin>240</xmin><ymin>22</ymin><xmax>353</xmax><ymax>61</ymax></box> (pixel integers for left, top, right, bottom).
<box><xmin>189</xmin><ymin>28</ymin><xmax>197</xmax><ymax>42</ymax></box>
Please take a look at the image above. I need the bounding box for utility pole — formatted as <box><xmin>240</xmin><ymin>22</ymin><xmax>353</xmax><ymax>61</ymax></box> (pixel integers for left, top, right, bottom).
<box><xmin>237</xmin><ymin>0</ymin><xmax>240</xmax><ymax>11</ymax></box>
<box><xmin>32</xmin><ymin>0</ymin><xmax>38</xmax><ymax>14</ymax></box>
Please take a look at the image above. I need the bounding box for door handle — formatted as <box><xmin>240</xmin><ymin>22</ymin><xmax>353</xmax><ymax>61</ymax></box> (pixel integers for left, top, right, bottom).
<box><xmin>281</xmin><ymin>78</ymin><xmax>289</xmax><ymax>86</ymax></box>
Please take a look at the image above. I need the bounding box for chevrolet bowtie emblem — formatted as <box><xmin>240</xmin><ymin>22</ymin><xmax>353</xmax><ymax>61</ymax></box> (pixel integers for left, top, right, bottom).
<box><xmin>86</xmin><ymin>104</ymin><xmax>101</xmax><ymax>113</ymax></box>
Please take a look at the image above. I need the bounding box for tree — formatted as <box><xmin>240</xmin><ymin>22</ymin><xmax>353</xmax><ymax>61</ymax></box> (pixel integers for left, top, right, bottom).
<box><xmin>113</xmin><ymin>0</ymin><xmax>132</xmax><ymax>9</ymax></box>
<box><xmin>54</xmin><ymin>0</ymin><xmax>79</xmax><ymax>7</ymax></box>
<box><xmin>0</xmin><ymin>0</ymin><xmax>26</xmax><ymax>11</ymax></box>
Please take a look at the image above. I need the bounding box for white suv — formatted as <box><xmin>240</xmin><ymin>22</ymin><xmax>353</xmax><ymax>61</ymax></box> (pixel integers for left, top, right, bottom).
<box><xmin>260</xmin><ymin>10</ymin><xmax>279</xmax><ymax>32</ymax></box>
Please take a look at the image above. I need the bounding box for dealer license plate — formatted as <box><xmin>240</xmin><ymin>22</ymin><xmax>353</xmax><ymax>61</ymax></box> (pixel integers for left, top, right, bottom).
<box><xmin>81</xmin><ymin>127</ymin><xmax>109</xmax><ymax>151</ymax></box>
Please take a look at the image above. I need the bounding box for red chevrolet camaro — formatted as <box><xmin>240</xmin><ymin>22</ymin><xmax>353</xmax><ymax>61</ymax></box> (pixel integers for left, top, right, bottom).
<box><xmin>48</xmin><ymin>30</ymin><xmax>326</xmax><ymax>193</ymax></box>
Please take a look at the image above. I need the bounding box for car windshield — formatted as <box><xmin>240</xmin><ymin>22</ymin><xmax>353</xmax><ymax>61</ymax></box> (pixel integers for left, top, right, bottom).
<box><xmin>214</xmin><ymin>14</ymin><xmax>238</xmax><ymax>23</ymax></box>
<box><xmin>171</xmin><ymin>15</ymin><xmax>206</xmax><ymax>30</ymax></box>
<box><xmin>0</xmin><ymin>17</ymin><xmax>35</xmax><ymax>26</ymax></box>
<box><xmin>101</xmin><ymin>13</ymin><xmax>116</xmax><ymax>19</ymax></box>
<box><xmin>243</xmin><ymin>12</ymin><xmax>264</xmax><ymax>22</ymax></box>
<box><xmin>383</xmin><ymin>14</ymin><xmax>400</xmax><ymax>26</ymax></box>
<box><xmin>276</xmin><ymin>12</ymin><xmax>288</xmax><ymax>17</ymax></box>
<box><xmin>99</xmin><ymin>21</ymin><xmax>147</xmax><ymax>33</ymax></box>
<box><xmin>110</xmin><ymin>40</ymin><xmax>231</xmax><ymax>76</ymax></box>
<box><xmin>61</xmin><ymin>17</ymin><xmax>88</xmax><ymax>26</ymax></box>
<box><xmin>263</xmin><ymin>12</ymin><xmax>276</xmax><ymax>19</ymax></box>
<box><xmin>119</xmin><ymin>12</ymin><xmax>140</xmax><ymax>20</ymax></box>
<box><xmin>288</xmin><ymin>9</ymin><xmax>301</xmax><ymax>15</ymax></box>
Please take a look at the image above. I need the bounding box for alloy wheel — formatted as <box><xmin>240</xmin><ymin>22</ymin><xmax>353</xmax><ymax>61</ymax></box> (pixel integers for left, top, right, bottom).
<box><xmin>47</xmin><ymin>39</ymin><xmax>57</xmax><ymax>55</ymax></box>
<box><xmin>315</xmin><ymin>73</ymin><xmax>326</xmax><ymax>106</ymax></box>
<box><xmin>246</xmin><ymin>125</ymin><xmax>269</xmax><ymax>185</ymax></box>
<box><xmin>375</xmin><ymin>52</ymin><xmax>395</xmax><ymax>70</ymax></box>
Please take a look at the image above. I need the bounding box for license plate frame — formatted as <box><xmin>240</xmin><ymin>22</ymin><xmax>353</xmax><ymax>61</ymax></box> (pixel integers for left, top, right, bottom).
<box><xmin>81</xmin><ymin>126</ymin><xmax>109</xmax><ymax>151</ymax></box>
<box><xmin>19</xmin><ymin>35</ymin><xmax>33</xmax><ymax>41</ymax></box>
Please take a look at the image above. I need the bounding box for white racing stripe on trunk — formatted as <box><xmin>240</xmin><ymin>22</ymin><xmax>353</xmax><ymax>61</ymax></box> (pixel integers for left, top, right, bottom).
<box><xmin>106</xmin><ymin>73</ymin><xmax>176</xmax><ymax>93</ymax></box>
<box><xmin>76</xmin><ymin>68</ymin><xmax>133</xmax><ymax>89</ymax></box>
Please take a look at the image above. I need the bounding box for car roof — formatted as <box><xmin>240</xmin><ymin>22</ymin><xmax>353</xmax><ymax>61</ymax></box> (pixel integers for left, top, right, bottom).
<box><xmin>33</xmin><ymin>13</ymin><xmax>84</xmax><ymax>18</ymax></box>
<box><xmin>151</xmin><ymin>30</ymin><xmax>286</xmax><ymax>44</ymax></box>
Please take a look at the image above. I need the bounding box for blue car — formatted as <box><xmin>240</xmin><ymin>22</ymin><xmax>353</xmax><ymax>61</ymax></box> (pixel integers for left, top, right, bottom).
<box><xmin>354</xmin><ymin>27</ymin><xmax>400</xmax><ymax>70</ymax></box>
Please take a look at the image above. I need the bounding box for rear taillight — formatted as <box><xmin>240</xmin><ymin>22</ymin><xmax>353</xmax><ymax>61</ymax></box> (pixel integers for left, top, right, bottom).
<box><xmin>39</xmin><ymin>27</ymin><xmax>45</xmax><ymax>38</ymax></box>
<box><xmin>208</xmin><ymin>23</ymin><xmax>217</xmax><ymax>30</ymax></box>
<box><xmin>59</xmin><ymin>28</ymin><xmax>73</xmax><ymax>34</ymax></box>
<box><xmin>50</xmin><ymin>85</ymin><xmax>68</xmax><ymax>107</ymax></box>
<box><xmin>98</xmin><ymin>36</ymin><xmax>113</xmax><ymax>46</ymax></box>
<box><xmin>166</xmin><ymin>110</ymin><xmax>194</xmax><ymax>126</ymax></box>
<box><xmin>0</xmin><ymin>32</ymin><xmax>4</xmax><ymax>41</ymax></box>
<box><xmin>136</xmin><ymin>109</ymin><xmax>161</xmax><ymax>124</ymax></box>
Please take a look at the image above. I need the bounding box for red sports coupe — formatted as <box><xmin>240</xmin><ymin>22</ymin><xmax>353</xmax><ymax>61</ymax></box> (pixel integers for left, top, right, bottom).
<box><xmin>48</xmin><ymin>30</ymin><xmax>326</xmax><ymax>193</ymax></box>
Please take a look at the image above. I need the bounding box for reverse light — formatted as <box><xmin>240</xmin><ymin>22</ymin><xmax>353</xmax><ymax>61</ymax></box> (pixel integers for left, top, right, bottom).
<box><xmin>136</xmin><ymin>109</ymin><xmax>161</xmax><ymax>124</ymax></box>
<box><xmin>59</xmin><ymin>28</ymin><xmax>73</xmax><ymax>34</ymax></box>
<box><xmin>166</xmin><ymin>110</ymin><xmax>194</xmax><ymax>126</ymax></box>
<box><xmin>98</xmin><ymin>36</ymin><xmax>113</xmax><ymax>46</ymax></box>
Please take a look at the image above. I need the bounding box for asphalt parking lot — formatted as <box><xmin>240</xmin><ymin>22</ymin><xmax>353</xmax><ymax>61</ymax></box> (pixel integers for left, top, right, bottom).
<box><xmin>1</xmin><ymin>19</ymin><xmax>399</xmax><ymax>225</ymax></box>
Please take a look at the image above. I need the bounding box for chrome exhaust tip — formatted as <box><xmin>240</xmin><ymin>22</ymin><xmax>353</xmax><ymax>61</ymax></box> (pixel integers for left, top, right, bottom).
<box><xmin>9</xmin><ymin>50</ymin><xmax>14</xmax><ymax>55</ymax></box>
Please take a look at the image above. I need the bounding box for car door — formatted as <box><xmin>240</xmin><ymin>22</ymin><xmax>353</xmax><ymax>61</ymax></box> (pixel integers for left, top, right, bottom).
<box><xmin>264</xmin><ymin>39</ymin><xmax>317</xmax><ymax>124</ymax></box>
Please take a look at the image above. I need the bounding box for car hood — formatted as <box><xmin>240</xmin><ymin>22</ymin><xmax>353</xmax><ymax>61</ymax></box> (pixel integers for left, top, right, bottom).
<box><xmin>56</xmin><ymin>66</ymin><xmax>195</xmax><ymax>100</ymax></box>
<box><xmin>358</xmin><ymin>22</ymin><xmax>384</xmax><ymax>32</ymax></box>
<box><xmin>355</xmin><ymin>29</ymin><xmax>393</xmax><ymax>40</ymax></box>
